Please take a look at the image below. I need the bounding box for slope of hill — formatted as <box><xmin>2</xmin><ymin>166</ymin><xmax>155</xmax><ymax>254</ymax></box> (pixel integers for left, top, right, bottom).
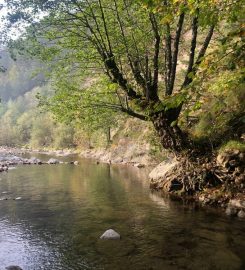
<box><xmin>0</xmin><ymin>49</ymin><xmax>45</xmax><ymax>101</ymax></box>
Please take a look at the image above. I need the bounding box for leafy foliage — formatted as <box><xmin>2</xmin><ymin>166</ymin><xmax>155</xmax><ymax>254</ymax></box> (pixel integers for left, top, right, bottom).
<box><xmin>0</xmin><ymin>85</ymin><xmax>76</xmax><ymax>148</ymax></box>
<box><xmin>187</xmin><ymin>22</ymin><xmax>245</xmax><ymax>145</ymax></box>
<box><xmin>1</xmin><ymin>0</ymin><xmax>244</xmax><ymax>152</ymax></box>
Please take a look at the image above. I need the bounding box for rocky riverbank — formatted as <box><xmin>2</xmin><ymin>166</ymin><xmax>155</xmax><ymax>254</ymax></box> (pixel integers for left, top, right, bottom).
<box><xmin>0</xmin><ymin>146</ymin><xmax>79</xmax><ymax>173</ymax></box>
<box><xmin>80</xmin><ymin>141</ymin><xmax>159</xmax><ymax>168</ymax></box>
<box><xmin>149</xmin><ymin>148</ymin><xmax>245</xmax><ymax>218</ymax></box>
<box><xmin>0</xmin><ymin>143</ymin><xmax>157</xmax><ymax>171</ymax></box>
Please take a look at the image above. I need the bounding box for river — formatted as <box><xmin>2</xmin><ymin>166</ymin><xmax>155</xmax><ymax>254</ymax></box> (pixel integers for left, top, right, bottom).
<box><xmin>0</xmin><ymin>155</ymin><xmax>244</xmax><ymax>270</ymax></box>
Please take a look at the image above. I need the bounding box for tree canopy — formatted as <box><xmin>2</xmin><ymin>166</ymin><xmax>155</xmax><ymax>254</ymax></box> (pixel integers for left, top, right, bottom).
<box><xmin>2</xmin><ymin>0</ymin><xmax>244</xmax><ymax>152</ymax></box>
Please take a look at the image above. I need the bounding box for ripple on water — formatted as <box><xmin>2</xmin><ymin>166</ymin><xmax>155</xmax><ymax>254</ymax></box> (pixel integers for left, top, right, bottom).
<box><xmin>0</xmin><ymin>160</ymin><xmax>244</xmax><ymax>270</ymax></box>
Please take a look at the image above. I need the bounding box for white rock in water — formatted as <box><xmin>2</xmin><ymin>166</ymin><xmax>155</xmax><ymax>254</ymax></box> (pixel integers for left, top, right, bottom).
<box><xmin>47</xmin><ymin>158</ymin><xmax>60</xmax><ymax>164</ymax></box>
<box><xmin>100</xmin><ymin>229</ymin><xmax>121</xmax><ymax>240</ymax></box>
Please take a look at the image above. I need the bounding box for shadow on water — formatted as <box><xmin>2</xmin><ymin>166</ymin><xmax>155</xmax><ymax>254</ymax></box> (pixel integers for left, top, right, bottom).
<box><xmin>0</xmin><ymin>157</ymin><xmax>244</xmax><ymax>270</ymax></box>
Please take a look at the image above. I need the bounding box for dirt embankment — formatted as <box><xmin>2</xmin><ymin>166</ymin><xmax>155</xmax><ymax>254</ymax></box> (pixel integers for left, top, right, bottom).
<box><xmin>80</xmin><ymin>138</ymin><xmax>159</xmax><ymax>168</ymax></box>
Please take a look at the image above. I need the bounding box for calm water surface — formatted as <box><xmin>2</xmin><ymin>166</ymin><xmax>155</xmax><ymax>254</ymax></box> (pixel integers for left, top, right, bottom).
<box><xmin>0</xmin><ymin>156</ymin><xmax>244</xmax><ymax>270</ymax></box>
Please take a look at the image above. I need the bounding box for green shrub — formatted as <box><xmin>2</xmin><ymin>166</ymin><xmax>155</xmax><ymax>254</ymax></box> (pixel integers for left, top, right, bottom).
<box><xmin>219</xmin><ymin>140</ymin><xmax>245</xmax><ymax>152</ymax></box>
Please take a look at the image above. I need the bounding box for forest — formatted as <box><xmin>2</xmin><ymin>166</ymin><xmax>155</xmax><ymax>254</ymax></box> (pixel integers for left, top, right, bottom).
<box><xmin>1</xmin><ymin>2</ymin><xmax>245</xmax><ymax>270</ymax></box>
<box><xmin>0</xmin><ymin>0</ymin><xmax>244</xmax><ymax>193</ymax></box>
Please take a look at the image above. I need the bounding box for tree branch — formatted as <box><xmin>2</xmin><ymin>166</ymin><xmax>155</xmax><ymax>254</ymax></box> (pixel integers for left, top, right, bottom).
<box><xmin>168</xmin><ymin>12</ymin><xmax>185</xmax><ymax>95</ymax></box>
<box><xmin>164</xmin><ymin>22</ymin><xmax>172</xmax><ymax>95</ymax></box>
<box><xmin>149</xmin><ymin>13</ymin><xmax>160</xmax><ymax>101</ymax></box>
<box><xmin>113</xmin><ymin>0</ymin><xmax>147</xmax><ymax>93</ymax></box>
<box><xmin>121</xmin><ymin>107</ymin><xmax>147</xmax><ymax>121</ymax></box>
<box><xmin>182</xmin><ymin>11</ymin><xmax>199</xmax><ymax>88</ymax></box>
<box><xmin>104</xmin><ymin>55</ymin><xmax>141</xmax><ymax>100</ymax></box>
<box><xmin>98</xmin><ymin>0</ymin><xmax>113</xmax><ymax>55</ymax></box>
<box><xmin>183</xmin><ymin>24</ymin><xmax>215</xmax><ymax>88</ymax></box>
<box><xmin>195</xmin><ymin>24</ymin><xmax>215</xmax><ymax>66</ymax></box>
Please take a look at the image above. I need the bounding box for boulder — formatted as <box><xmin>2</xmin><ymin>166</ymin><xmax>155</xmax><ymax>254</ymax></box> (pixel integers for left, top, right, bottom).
<box><xmin>149</xmin><ymin>158</ymin><xmax>180</xmax><ymax>191</ymax></box>
<box><xmin>149</xmin><ymin>158</ymin><xmax>178</xmax><ymax>181</ymax></box>
<box><xmin>100</xmin><ymin>229</ymin><xmax>121</xmax><ymax>240</ymax></box>
<box><xmin>47</xmin><ymin>158</ymin><xmax>60</xmax><ymax>164</ymax></box>
<box><xmin>217</xmin><ymin>149</ymin><xmax>244</xmax><ymax>169</ymax></box>
<box><xmin>29</xmin><ymin>157</ymin><xmax>42</xmax><ymax>165</ymax></box>
<box><xmin>9</xmin><ymin>156</ymin><xmax>23</xmax><ymax>165</ymax></box>
<box><xmin>23</xmin><ymin>159</ymin><xmax>31</xmax><ymax>164</ymax></box>
<box><xmin>228</xmin><ymin>199</ymin><xmax>245</xmax><ymax>210</ymax></box>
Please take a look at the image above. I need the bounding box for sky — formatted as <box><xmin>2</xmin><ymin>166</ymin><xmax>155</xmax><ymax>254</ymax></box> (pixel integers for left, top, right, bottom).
<box><xmin>0</xmin><ymin>0</ymin><xmax>7</xmax><ymax>16</ymax></box>
<box><xmin>0</xmin><ymin>0</ymin><xmax>24</xmax><ymax>44</ymax></box>
<box><xmin>0</xmin><ymin>0</ymin><xmax>7</xmax><ymax>31</ymax></box>
<box><xmin>0</xmin><ymin>0</ymin><xmax>7</xmax><ymax>46</ymax></box>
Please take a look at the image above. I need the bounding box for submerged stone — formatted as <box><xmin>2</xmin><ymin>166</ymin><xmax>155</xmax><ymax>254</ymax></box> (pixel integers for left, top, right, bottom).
<box><xmin>100</xmin><ymin>229</ymin><xmax>121</xmax><ymax>240</ymax></box>
<box><xmin>5</xmin><ymin>266</ymin><xmax>23</xmax><ymax>270</ymax></box>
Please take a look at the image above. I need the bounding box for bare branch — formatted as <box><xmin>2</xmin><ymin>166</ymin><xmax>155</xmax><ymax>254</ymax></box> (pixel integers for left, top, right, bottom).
<box><xmin>164</xmin><ymin>22</ymin><xmax>172</xmax><ymax>95</ymax></box>
<box><xmin>98</xmin><ymin>0</ymin><xmax>113</xmax><ymax>55</ymax></box>
<box><xmin>168</xmin><ymin>12</ymin><xmax>185</xmax><ymax>95</ymax></box>
<box><xmin>182</xmin><ymin>11</ymin><xmax>199</xmax><ymax>88</ymax></box>
<box><xmin>149</xmin><ymin>13</ymin><xmax>160</xmax><ymax>101</ymax></box>
<box><xmin>196</xmin><ymin>24</ymin><xmax>215</xmax><ymax>66</ymax></box>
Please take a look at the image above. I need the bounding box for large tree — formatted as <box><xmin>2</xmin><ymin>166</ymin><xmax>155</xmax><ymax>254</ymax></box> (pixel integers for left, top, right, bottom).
<box><xmin>2</xmin><ymin>0</ymin><xmax>243</xmax><ymax>152</ymax></box>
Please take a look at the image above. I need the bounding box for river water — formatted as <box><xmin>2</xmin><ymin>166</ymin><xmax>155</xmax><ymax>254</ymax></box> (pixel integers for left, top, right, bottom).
<box><xmin>0</xmin><ymin>155</ymin><xmax>244</xmax><ymax>270</ymax></box>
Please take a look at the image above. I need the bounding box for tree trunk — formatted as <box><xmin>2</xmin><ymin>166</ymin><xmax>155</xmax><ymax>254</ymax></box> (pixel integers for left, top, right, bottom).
<box><xmin>106</xmin><ymin>127</ymin><xmax>111</xmax><ymax>146</ymax></box>
<box><xmin>151</xmin><ymin>110</ymin><xmax>186</xmax><ymax>152</ymax></box>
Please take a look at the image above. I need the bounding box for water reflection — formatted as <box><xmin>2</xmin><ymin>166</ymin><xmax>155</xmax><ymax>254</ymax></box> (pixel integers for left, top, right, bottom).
<box><xmin>0</xmin><ymin>158</ymin><xmax>244</xmax><ymax>270</ymax></box>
